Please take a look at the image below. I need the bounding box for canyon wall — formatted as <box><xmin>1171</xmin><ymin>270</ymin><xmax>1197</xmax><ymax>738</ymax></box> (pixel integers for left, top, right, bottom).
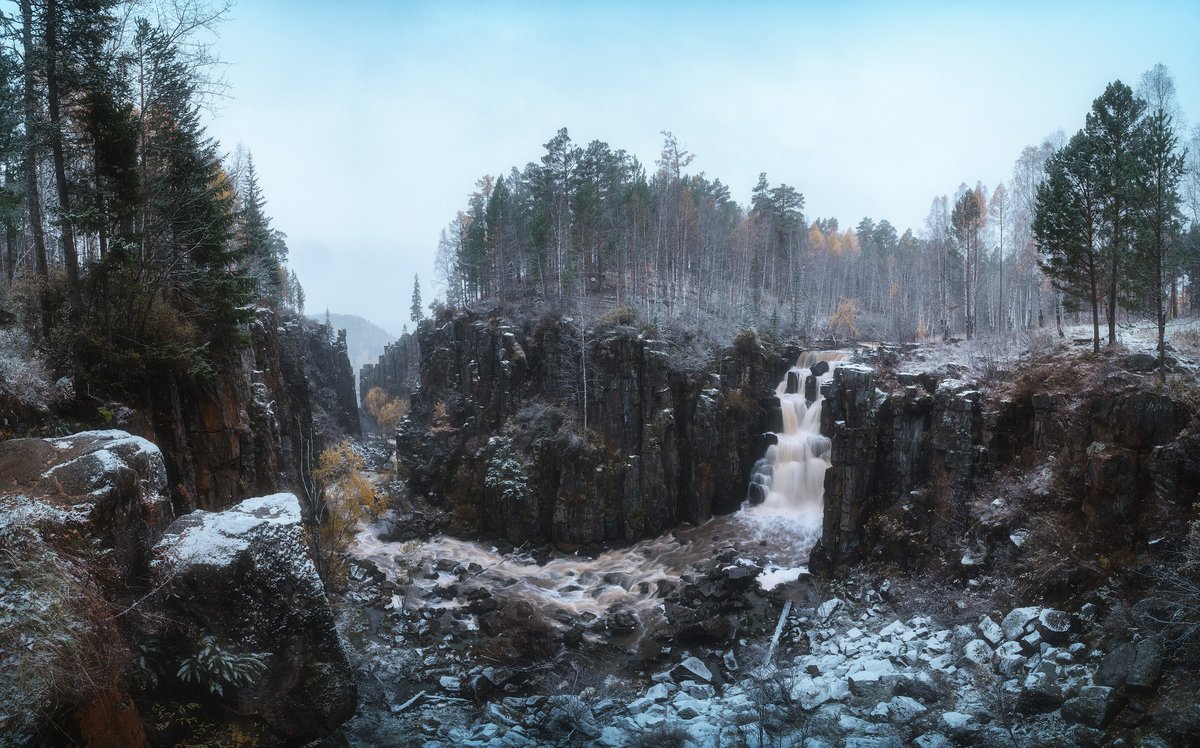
<box><xmin>813</xmin><ymin>356</ymin><xmax>1199</xmax><ymax>575</ymax></box>
<box><xmin>128</xmin><ymin>310</ymin><xmax>359</xmax><ymax>512</ymax></box>
<box><xmin>394</xmin><ymin>307</ymin><xmax>793</xmax><ymax>546</ymax></box>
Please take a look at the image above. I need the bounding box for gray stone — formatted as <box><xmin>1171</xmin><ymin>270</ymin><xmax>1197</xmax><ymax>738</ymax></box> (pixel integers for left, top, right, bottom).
<box><xmin>913</xmin><ymin>734</ymin><xmax>954</xmax><ymax>748</ymax></box>
<box><xmin>1128</xmin><ymin>638</ymin><xmax>1163</xmax><ymax>690</ymax></box>
<box><xmin>1016</xmin><ymin>683</ymin><xmax>1064</xmax><ymax>714</ymax></box>
<box><xmin>962</xmin><ymin>639</ymin><xmax>993</xmax><ymax>666</ymax></box>
<box><xmin>674</xmin><ymin>656</ymin><xmax>713</xmax><ymax>682</ymax></box>
<box><xmin>1020</xmin><ymin>629</ymin><xmax>1043</xmax><ymax>654</ymax></box>
<box><xmin>887</xmin><ymin>695</ymin><xmax>927</xmax><ymax>723</ymax></box>
<box><xmin>817</xmin><ymin>598</ymin><xmax>843</xmax><ymax>621</ymax></box>
<box><xmin>1061</xmin><ymin>685</ymin><xmax>1122</xmax><ymax>728</ymax></box>
<box><xmin>1000</xmin><ymin>607</ymin><xmax>1041</xmax><ymax>640</ymax></box>
<box><xmin>978</xmin><ymin>615</ymin><xmax>1004</xmax><ymax>646</ymax></box>
<box><xmin>940</xmin><ymin>711</ymin><xmax>973</xmax><ymax>729</ymax></box>
<box><xmin>1097</xmin><ymin>639</ymin><xmax>1162</xmax><ymax>690</ymax></box>
<box><xmin>1036</xmin><ymin>608</ymin><xmax>1072</xmax><ymax>643</ymax></box>
<box><xmin>894</xmin><ymin>672</ymin><xmax>944</xmax><ymax>704</ymax></box>
<box><xmin>155</xmin><ymin>494</ymin><xmax>356</xmax><ymax>739</ymax></box>
<box><xmin>723</xmin><ymin>650</ymin><xmax>739</xmax><ymax>672</ymax></box>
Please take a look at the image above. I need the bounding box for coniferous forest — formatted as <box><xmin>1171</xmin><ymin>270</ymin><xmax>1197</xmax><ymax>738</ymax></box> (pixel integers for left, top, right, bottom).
<box><xmin>434</xmin><ymin>72</ymin><xmax>1199</xmax><ymax>350</ymax></box>
<box><xmin>0</xmin><ymin>0</ymin><xmax>302</xmax><ymax>403</ymax></box>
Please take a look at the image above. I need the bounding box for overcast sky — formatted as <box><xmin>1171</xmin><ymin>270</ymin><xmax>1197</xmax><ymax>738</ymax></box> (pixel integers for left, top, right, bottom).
<box><xmin>203</xmin><ymin>0</ymin><xmax>1200</xmax><ymax>336</ymax></box>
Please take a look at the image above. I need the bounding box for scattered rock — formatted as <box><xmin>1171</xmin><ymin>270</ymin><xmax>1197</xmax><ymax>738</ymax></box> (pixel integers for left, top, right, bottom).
<box><xmin>978</xmin><ymin>615</ymin><xmax>1004</xmax><ymax>646</ymax></box>
<box><xmin>1035</xmin><ymin>608</ymin><xmax>1072</xmax><ymax>644</ymax></box>
<box><xmin>1062</xmin><ymin>685</ymin><xmax>1122</xmax><ymax>728</ymax></box>
<box><xmin>817</xmin><ymin>598</ymin><xmax>843</xmax><ymax>621</ymax></box>
<box><xmin>1000</xmin><ymin>606</ymin><xmax>1041</xmax><ymax>641</ymax></box>
<box><xmin>674</xmin><ymin>656</ymin><xmax>713</xmax><ymax>683</ymax></box>
<box><xmin>962</xmin><ymin>639</ymin><xmax>993</xmax><ymax>666</ymax></box>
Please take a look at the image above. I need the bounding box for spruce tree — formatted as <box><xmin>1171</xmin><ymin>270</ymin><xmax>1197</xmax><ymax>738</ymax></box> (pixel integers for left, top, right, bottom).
<box><xmin>410</xmin><ymin>274</ymin><xmax>422</xmax><ymax>322</ymax></box>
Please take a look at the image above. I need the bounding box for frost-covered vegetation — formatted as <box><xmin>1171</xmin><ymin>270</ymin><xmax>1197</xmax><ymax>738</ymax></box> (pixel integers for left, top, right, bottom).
<box><xmin>0</xmin><ymin>498</ymin><xmax>125</xmax><ymax>745</ymax></box>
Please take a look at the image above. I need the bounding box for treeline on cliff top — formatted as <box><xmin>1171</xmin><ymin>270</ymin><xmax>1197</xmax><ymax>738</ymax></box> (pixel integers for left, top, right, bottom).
<box><xmin>434</xmin><ymin>66</ymin><xmax>1200</xmax><ymax>346</ymax></box>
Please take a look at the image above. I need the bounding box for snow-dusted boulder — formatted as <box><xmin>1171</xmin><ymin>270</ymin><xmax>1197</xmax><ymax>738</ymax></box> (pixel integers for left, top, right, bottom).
<box><xmin>155</xmin><ymin>493</ymin><xmax>356</xmax><ymax>740</ymax></box>
<box><xmin>0</xmin><ymin>429</ymin><xmax>173</xmax><ymax>576</ymax></box>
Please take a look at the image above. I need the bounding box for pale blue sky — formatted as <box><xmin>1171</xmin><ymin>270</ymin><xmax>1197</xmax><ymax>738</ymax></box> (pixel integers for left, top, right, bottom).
<box><xmin>203</xmin><ymin>1</ymin><xmax>1200</xmax><ymax>335</ymax></box>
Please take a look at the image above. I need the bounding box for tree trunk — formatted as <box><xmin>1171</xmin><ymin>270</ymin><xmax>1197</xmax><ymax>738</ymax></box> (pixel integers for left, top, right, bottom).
<box><xmin>44</xmin><ymin>0</ymin><xmax>82</xmax><ymax>323</ymax></box>
<box><xmin>20</xmin><ymin>0</ymin><xmax>52</xmax><ymax>339</ymax></box>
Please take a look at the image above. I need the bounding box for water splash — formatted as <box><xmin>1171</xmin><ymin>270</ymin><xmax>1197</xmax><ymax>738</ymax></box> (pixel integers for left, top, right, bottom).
<box><xmin>744</xmin><ymin>350</ymin><xmax>848</xmax><ymax>555</ymax></box>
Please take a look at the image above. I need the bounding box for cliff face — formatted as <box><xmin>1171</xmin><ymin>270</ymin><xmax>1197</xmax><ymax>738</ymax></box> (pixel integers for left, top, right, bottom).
<box><xmin>812</xmin><ymin>355</ymin><xmax>1199</xmax><ymax>575</ymax></box>
<box><xmin>397</xmin><ymin>308</ymin><xmax>789</xmax><ymax>546</ymax></box>
<box><xmin>129</xmin><ymin>310</ymin><xmax>359</xmax><ymax>512</ymax></box>
<box><xmin>359</xmin><ymin>332</ymin><xmax>419</xmax><ymax>408</ymax></box>
<box><xmin>0</xmin><ymin>431</ymin><xmax>355</xmax><ymax>746</ymax></box>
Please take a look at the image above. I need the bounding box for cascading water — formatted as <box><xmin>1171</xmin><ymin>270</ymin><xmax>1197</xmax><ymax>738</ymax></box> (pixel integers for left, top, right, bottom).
<box><xmin>352</xmin><ymin>350</ymin><xmax>848</xmax><ymax>638</ymax></box>
<box><xmin>744</xmin><ymin>351</ymin><xmax>848</xmax><ymax>554</ymax></box>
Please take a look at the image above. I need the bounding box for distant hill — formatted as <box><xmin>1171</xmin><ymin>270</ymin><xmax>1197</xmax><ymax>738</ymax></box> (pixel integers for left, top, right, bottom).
<box><xmin>311</xmin><ymin>313</ymin><xmax>396</xmax><ymax>389</ymax></box>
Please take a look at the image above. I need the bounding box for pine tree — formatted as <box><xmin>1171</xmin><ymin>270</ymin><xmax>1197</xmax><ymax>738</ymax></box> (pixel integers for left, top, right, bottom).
<box><xmin>1086</xmin><ymin>81</ymin><xmax>1146</xmax><ymax>346</ymax></box>
<box><xmin>1128</xmin><ymin>109</ymin><xmax>1185</xmax><ymax>376</ymax></box>
<box><xmin>410</xmin><ymin>274</ymin><xmax>422</xmax><ymax>322</ymax></box>
<box><xmin>1035</xmin><ymin>131</ymin><xmax>1105</xmax><ymax>352</ymax></box>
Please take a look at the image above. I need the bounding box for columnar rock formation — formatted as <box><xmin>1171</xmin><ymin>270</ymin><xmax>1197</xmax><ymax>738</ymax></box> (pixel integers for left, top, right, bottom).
<box><xmin>396</xmin><ymin>307</ymin><xmax>793</xmax><ymax>545</ymax></box>
<box><xmin>359</xmin><ymin>331</ymin><xmax>420</xmax><ymax>407</ymax></box>
<box><xmin>813</xmin><ymin>357</ymin><xmax>1198</xmax><ymax>573</ymax></box>
<box><xmin>127</xmin><ymin>310</ymin><xmax>359</xmax><ymax>513</ymax></box>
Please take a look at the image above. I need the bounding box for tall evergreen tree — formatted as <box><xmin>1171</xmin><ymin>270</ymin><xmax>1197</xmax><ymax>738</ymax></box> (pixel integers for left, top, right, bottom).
<box><xmin>1086</xmin><ymin>81</ymin><xmax>1146</xmax><ymax>347</ymax></box>
<box><xmin>1035</xmin><ymin>132</ymin><xmax>1105</xmax><ymax>352</ymax></box>
<box><xmin>1128</xmin><ymin>109</ymin><xmax>1185</xmax><ymax>375</ymax></box>
<box><xmin>410</xmin><ymin>274</ymin><xmax>422</xmax><ymax>322</ymax></box>
<box><xmin>236</xmin><ymin>153</ymin><xmax>288</xmax><ymax>304</ymax></box>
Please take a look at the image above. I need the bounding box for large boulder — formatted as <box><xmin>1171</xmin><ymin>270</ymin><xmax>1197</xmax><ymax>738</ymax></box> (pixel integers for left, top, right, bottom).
<box><xmin>154</xmin><ymin>493</ymin><xmax>356</xmax><ymax>740</ymax></box>
<box><xmin>0</xmin><ymin>429</ymin><xmax>173</xmax><ymax>577</ymax></box>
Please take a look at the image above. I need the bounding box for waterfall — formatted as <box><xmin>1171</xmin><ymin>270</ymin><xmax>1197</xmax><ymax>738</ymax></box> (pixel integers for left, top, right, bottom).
<box><xmin>745</xmin><ymin>351</ymin><xmax>848</xmax><ymax>548</ymax></box>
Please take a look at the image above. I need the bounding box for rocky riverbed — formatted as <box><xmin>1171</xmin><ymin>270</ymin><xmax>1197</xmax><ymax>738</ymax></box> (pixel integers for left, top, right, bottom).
<box><xmin>337</xmin><ymin>509</ymin><xmax>1191</xmax><ymax>747</ymax></box>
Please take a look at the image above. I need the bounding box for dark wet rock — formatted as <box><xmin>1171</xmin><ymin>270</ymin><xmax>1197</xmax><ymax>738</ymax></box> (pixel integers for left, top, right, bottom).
<box><xmin>1122</xmin><ymin>352</ymin><xmax>1158</xmax><ymax>372</ymax></box>
<box><xmin>395</xmin><ymin>308</ymin><xmax>788</xmax><ymax>545</ymax></box>
<box><xmin>1097</xmin><ymin>639</ymin><xmax>1163</xmax><ymax>691</ymax></box>
<box><xmin>1016</xmin><ymin>682</ymin><xmax>1064</xmax><ymax>714</ymax></box>
<box><xmin>154</xmin><ymin>493</ymin><xmax>356</xmax><ymax>741</ymax></box>
<box><xmin>1061</xmin><ymin>685</ymin><xmax>1123</xmax><ymax>728</ymax></box>
<box><xmin>606</xmin><ymin>609</ymin><xmax>638</xmax><ymax>635</ymax></box>
<box><xmin>894</xmin><ymin>672</ymin><xmax>945</xmax><ymax>705</ymax></box>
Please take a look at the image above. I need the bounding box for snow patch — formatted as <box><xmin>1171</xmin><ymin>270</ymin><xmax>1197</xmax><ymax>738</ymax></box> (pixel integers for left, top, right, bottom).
<box><xmin>158</xmin><ymin>493</ymin><xmax>301</xmax><ymax>567</ymax></box>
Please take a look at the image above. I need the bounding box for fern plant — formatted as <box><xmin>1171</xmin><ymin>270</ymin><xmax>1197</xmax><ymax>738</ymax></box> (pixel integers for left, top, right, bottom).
<box><xmin>176</xmin><ymin>634</ymin><xmax>267</xmax><ymax>696</ymax></box>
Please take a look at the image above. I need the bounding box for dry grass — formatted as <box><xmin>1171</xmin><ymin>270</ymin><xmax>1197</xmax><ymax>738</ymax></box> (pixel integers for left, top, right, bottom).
<box><xmin>0</xmin><ymin>500</ymin><xmax>131</xmax><ymax>741</ymax></box>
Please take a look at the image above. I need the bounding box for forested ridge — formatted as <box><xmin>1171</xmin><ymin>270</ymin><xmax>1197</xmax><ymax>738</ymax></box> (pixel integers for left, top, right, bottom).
<box><xmin>435</xmin><ymin>67</ymin><xmax>1200</xmax><ymax>347</ymax></box>
<box><xmin>0</xmin><ymin>0</ymin><xmax>302</xmax><ymax>402</ymax></box>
